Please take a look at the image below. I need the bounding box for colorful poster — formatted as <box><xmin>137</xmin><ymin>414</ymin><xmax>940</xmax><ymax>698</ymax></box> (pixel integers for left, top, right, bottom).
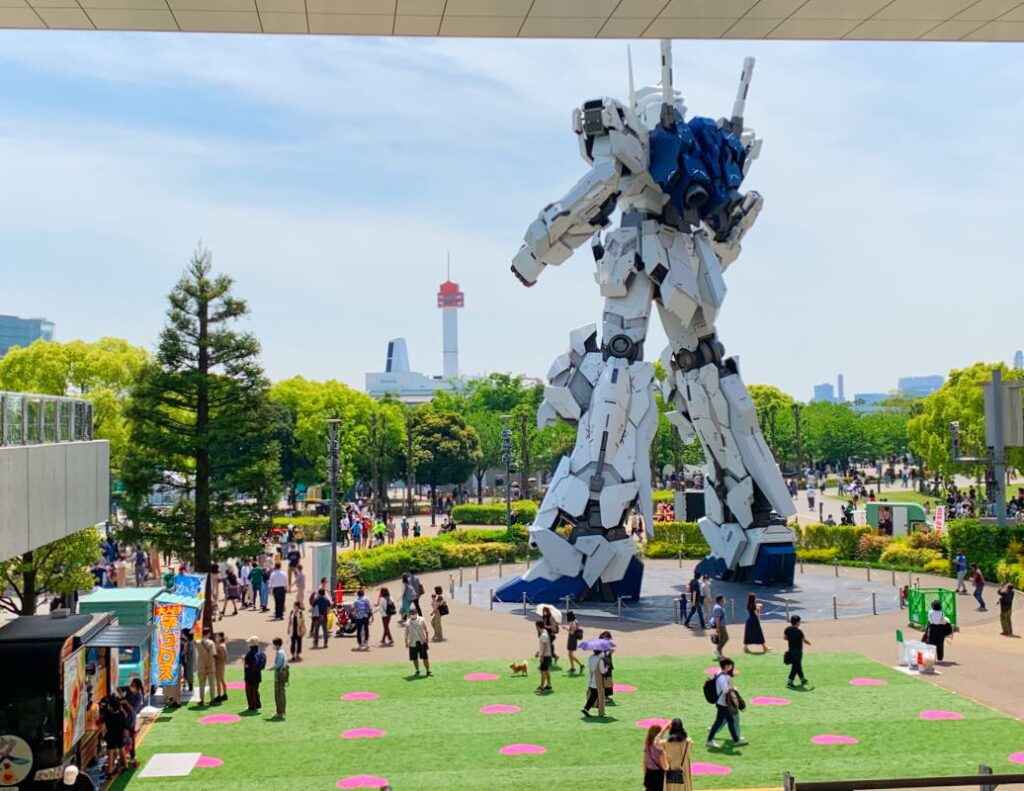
<box><xmin>152</xmin><ymin>603</ymin><xmax>184</xmax><ymax>687</ymax></box>
<box><xmin>933</xmin><ymin>505</ymin><xmax>946</xmax><ymax>534</ymax></box>
<box><xmin>62</xmin><ymin>650</ymin><xmax>86</xmax><ymax>754</ymax></box>
<box><xmin>173</xmin><ymin>573</ymin><xmax>205</xmax><ymax>599</ymax></box>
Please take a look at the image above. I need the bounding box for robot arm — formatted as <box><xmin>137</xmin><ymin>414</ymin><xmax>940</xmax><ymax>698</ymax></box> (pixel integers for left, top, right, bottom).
<box><xmin>713</xmin><ymin>190</ymin><xmax>763</xmax><ymax>270</ymax></box>
<box><xmin>512</xmin><ymin>97</ymin><xmax>645</xmax><ymax>287</ymax></box>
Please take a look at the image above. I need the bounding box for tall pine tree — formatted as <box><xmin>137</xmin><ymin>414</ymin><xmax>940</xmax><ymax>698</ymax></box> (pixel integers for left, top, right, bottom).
<box><xmin>123</xmin><ymin>248</ymin><xmax>279</xmax><ymax>574</ymax></box>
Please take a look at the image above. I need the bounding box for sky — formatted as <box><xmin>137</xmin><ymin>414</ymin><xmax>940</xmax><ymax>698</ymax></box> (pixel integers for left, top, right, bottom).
<box><xmin>0</xmin><ymin>32</ymin><xmax>1022</xmax><ymax>401</ymax></box>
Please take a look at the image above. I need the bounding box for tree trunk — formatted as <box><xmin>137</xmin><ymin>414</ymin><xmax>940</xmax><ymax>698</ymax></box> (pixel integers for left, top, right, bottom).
<box><xmin>20</xmin><ymin>552</ymin><xmax>36</xmax><ymax>616</ymax></box>
<box><xmin>475</xmin><ymin>470</ymin><xmax>484</xmax><ymax>504</ymax></box>
<box><xmin>195</xmin><ymin>298</ymin><xmax>213</xmax><ymax>632</ymax></box>
<box><xmin>430</xmin><ymin>483</ymin><xmax>436</xmax><ymax>526</ymax></box>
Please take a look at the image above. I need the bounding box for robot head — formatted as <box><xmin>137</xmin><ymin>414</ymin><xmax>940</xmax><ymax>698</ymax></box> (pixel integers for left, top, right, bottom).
<box><xmin>632</xmin><ymin>85</ymin><xmax>686</xmax><ymax>130</ymax></box>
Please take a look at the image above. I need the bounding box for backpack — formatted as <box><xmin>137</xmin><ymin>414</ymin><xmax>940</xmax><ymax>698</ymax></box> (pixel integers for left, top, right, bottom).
<box><xmin>703</xmin><ymin>674</ymin><xmax>720</xmax><ymax>705</ymax></box>
<box><xmin>438</xmin><ymin>600</ymin><xmax>450</xmax><ymax>616</ymax></box>
<box><xmin>256</xmin><ymin>651</ymin><xmax>267</xmax><ymax>671</ymax></box>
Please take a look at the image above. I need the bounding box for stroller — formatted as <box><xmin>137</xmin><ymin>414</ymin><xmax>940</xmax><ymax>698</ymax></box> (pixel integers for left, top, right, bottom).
<box><xmin>333</xmin><ymin>601</ymin><xmax>359</xmax><ymax>637</ymax></box>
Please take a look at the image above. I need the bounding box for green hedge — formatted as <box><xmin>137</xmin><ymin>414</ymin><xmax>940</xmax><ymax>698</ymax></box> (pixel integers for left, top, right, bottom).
<box><xmin>450</xmin><ymin>500</ymin><xmax>538</xmax><ymax>525</ymax></box>
<box><xmin>794</xmin><ymin>524</ymin><xmax>869</xmax><ymax>556</ymax></box>
<box><xmin>271</xmin><ymin>516</ymin><xmax>329</xmax><ymax>540</ymax></box>
<box><xmin>651</xmin><ymin>521</ymin><xmax>707</xmax><ymax>546</ymax></box>
<box><xmin>944</xmin><ymin>520</ymin><xmax>1024</xmax><ymax>578</ymax></box>
<box><xmin>797</xmin><ymin>548</ymin><xmax>839</xmax><ymax>563</ymax></box>
<box><xmin>336</xmin><ymin>535</ymin><xmax>525</xmax><ymax>587</ymax></box>
<box><xmin>642</xmin><ymin>541</ymin><xmax>710</xmax><ymax>559</ymax></box>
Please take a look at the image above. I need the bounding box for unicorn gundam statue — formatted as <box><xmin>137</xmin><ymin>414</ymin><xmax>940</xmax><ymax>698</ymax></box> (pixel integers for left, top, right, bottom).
<box><xmin>495</xmin><ymin>41</ymin><xmax>796</xmax><ymax>606</ymax></box>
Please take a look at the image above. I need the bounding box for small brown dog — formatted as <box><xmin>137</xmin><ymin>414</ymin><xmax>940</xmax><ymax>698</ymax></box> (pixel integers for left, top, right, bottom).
<box><xmin>509</xmin><ymin>660</ymin><xmax>529</xmax><ymax>677</ymax></box>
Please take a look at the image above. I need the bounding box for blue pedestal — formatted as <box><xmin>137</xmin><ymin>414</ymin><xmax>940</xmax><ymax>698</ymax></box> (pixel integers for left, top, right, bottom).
<box><xmin>492</xmin><ymin>557</ymin><xmax>647</xmax><ymax>605</ymax></box>
<box><xmin>696</xmin><ymin>543</ymin><xmax>795</xmax><ymax>586</ymax></box>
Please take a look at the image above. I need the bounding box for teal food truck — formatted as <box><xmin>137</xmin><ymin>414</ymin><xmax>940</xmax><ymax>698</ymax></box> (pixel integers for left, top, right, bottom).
<box><xmin>865</xmin><ymin>501</ymin><xmax>929</xmax><ymax>537</ymax></box>
<box><xmin>77</xmin><ymin>588</ymin><xmax>161</xmax><ymax>688</ymax></box>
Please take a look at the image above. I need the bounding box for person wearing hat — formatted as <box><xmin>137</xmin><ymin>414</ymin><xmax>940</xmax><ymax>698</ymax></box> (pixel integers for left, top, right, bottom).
<box><xmin>62</xmin><ymin>766</ymin><xmax>97</xmax><ymax>791</ymax></box>
<box><xmin>243</xmin><ymin>636</ymin><xmax>266</xmax><ymax>712</ymax></box>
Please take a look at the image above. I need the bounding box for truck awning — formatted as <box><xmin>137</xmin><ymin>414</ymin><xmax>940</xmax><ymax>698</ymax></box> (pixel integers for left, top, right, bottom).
<box><xmin>84</xmin><ymin>624</ymin><xmax>155</xmax><ymax>648</ymax></box>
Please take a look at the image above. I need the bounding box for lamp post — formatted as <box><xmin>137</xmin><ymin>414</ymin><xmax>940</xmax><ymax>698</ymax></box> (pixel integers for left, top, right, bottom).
<box><xmin>326</xmin><ymin>418</ymin><xmax>341</xmax><ymax>596</ymax></box>
<box><xmin>501</xmin><ymin>414</ymin><xmax>513</xmax><ymax>528</ymax></box>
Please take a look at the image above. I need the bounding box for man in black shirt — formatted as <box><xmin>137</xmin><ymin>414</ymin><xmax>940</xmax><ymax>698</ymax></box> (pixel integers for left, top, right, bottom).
<box><xmin>998</xmin><ymin>583</ymin><xmax>1015</xmax><ymax>636</ymax></box>
<box><xmin>783</xmin><ymin>615</ymin><xmax>810</xmax><ymax>688</ymax></box>
<box><xmin>683</xmin><ymin>571</ymin><xmax>706</xmax><ymax>629</ymax></box>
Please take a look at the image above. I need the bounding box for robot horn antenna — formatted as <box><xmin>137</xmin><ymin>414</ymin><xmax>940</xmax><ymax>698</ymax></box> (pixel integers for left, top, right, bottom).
<box><xmin>730</xmin><ymin>56</ymin><xmax>755</xmax><ymax>133</ymax></box>
<box><xmin>659</xmin><ymin>39</ymin><xmax>676</xmax><ymax>130</ymax></box>
<box><xmin>627</xmin><ymin>44</ymin><xmax>636</xmax><ymax>109</ymax></box>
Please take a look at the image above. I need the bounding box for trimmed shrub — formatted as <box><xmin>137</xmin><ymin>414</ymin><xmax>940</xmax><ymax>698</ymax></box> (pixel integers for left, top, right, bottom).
<box><xmin>653</xmin><ymin>490</ymin><xmax>675</xmax><ymax>503</ymax></box>
<box><xmin>438</xmin><ymin>528</ymin><xmax>513</xmax><ymax>545</ymax></box>
<box><xmin>797</xmin><ymin>524</ymin><xmax>869</xmax><ymax>557</ymax></box>
<box><xmin>944</xmin><ymin>520</ymin><xmax>1024</xmax><ymax>578</ymax></box>
<box><xmin>796</xmin><ymin>548</ymin><xmax>839</xmax><ymax>564</ymax></box>
<box><xmin>879</xmin><ymin>544</ymin><xmax>942</xmax><ymax>569</ymax></box>
<box><xmin>996</xmin><ymin>561</ymin><xmax>1024</xmax><ymax>587</ymax></box>
<box><xmin>271</xmin><ymin>516</ymin><xmax>329</xmax><ymax>540</ymax></box>
<box><xmin>651</xmin><ymin>521</ymin><xmax>706</xmax><ymax>546</ymax></box>
<box><xmin>923</xmin><ymin>559</ymin><xmax>950</xmax><ymax>576</ymax></box>
<box><xmin>643</xmin><ymin>541</ymin><xmax>709</xmax><ymax>559</ymax></box>
<box><xmin>450</xmin><ymin>500</ymin><xmax>538</xmax><ymax>525</ymax></box>
<box><xmin>337</xmin><ymin>536</ymin><xmax>523</xmax><ymax>587</ymax></box>
<box><xmin>857</xmin><ymin>534</ymin><xmax>893</xmax><ymax>562</ymax></box>
<box><xmin>908</xmin><ymin>530</ymin><xmax>946</xmax><ymax>554</ymax></box>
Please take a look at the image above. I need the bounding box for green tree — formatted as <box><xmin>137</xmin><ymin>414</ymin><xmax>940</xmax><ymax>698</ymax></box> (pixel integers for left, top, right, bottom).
<box><xmin>410</xmin><ymin>408</ymin><xmax>481</xmax><ymax>521</ymax></box>
<box><xmin>0</xmin><ymin>530</ymin><xmax>100</xmax><ymax>615</ymax></box>
<box><xmin>801</xmin><ymin>401</ymin><xmax>865</xmax><ymax>466</ymax></box>
<box><xmin>122</xmin><ymin>248</ymin><xmax>280</xmax><ymax>577</ymax></box>
<box><xmin>465</xmin><ymin>410</ymin><xmax>504</xmax><ymax>503</ymax></box>
<box><xmin>748</xmin><ymin>384</ymin><xmax>797</xmax><ymax>464</ymax></box>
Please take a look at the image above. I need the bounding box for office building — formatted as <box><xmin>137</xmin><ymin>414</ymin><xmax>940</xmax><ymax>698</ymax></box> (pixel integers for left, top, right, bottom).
<box><xmin>0</xmin><ymin>314</ymin><xmax>54</xmax><ymax>357</ymax></box>
<box><xmin>1015</xmin><ymin>351</ymin><xmax>1023</xmax><ymax>371</ymax></box>
<box><xmin>837</xmin><ymin>374</ymin><xmax>845</xmax><ymax>403</ymax></box>
<box><xmin>812</xmin><ymin>383</ymin><xmax>835</xmax><ymax>403</ymax></box>
<box><xmin>852</xmin><ymin>392</ymin><xmax>888</xmax><ymax>414</ymax></box>
<box><xmin>897</xmin><ymin>375</ymin><xmax>943</xmax><ymax>399</ymax></box>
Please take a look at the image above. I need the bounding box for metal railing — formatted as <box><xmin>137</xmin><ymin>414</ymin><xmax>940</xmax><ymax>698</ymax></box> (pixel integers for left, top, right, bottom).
<box><xmin>0</xmin><ymin>391</ymin><xmax>94</xmax><ymax>446</ymax></box>
<box><xmin>783</xmin><ymin>765</ymin><xmax>1024</xmax><ymax>791</ymax></box>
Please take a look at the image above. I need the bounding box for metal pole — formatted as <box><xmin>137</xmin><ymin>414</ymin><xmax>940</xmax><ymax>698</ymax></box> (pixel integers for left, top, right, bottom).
<box><xmin>449</xmin><ymin>574</ymin><xmax>454</xmax><ymax>599</ymax></box>
<box><xmin>678</xmin><ymin>551</ymin><xmax>682</xmax><ymax>568</ymax></box>
<box><xmin>872</xmin><ymin>591</ymin><xmax>877</xmax><ymax>615</ymax></box>
<box><xmin>502</xmin><ymin>415</ymin><xmax>513</xmax><ymax>528</ymax></box>
<box><xmin>475</xmin><ymin>564</ymin><xmax>480</xmax><ymax>582</ymax></box>
<box><xmin>562</xmin><ymin>595</ymin><xmax>571</xmax><ymax>615</ymax></box>
<box><xmin>867</xmin><ymin>563</ymin><xmax>871</xmax><ymax>581</ymax></box>
<box><xmin>832</xmin><ymin>595</ymin><xmax>838</xmax><ymax>620</ymax></box>
<box><xmin>522</xmin><ymin>591</ymin><xmax>528</xmax><ymax>614</ymax></box>
<box><xmin>617</xmin><ymin>597</ymin><xmax>623</xmax><ymax>619</ymax></box>
<box><xmin>327</xmin><ymin>418</ymin><xmax>341</xmax><ymax>598</ymax></box>
<box><xmin>785</xmin><ymin>598</ymin><xmax>790</xmax><ymax>620</ymax></box>
<box><xmin>459</xmin><ymin>567</ymin><xmax>463</xmax><ymax>586</ymax></box>
<box><xmin>892</xmin><ymin>568</ymin><xmax>896</xmax><ymax>586</ymax></box>
<box><xmin>499</xmin><ymin>559</ymin><xmax>503</xmax><ymax>577</ymax></box>
<box><xmin>489</xmin><ymin>589</ymin><xmax>493</xmax><ymax>610</ymax></box>
<box><xmin>992</xmin><ymin>368</ymin><xmax>1008</xmax><ymax>527</ymax></box>
<box><xmin>835</xmin><ymin>562</ymin><xmax>839</xmax><ymax>577</ymax></box>
<box><xmin>469</xmin><ymin>584</ymin><xmax>473</xmax><ymax>606</ymax></box>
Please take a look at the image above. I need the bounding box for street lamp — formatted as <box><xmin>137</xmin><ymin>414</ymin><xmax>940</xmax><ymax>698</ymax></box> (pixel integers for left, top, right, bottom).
<box><xmin>326</xmin><ymin>418</ymin><xmax>341</xmax><ymax>597</ymax></box>
<box><xmin>501</xmin><ymin>414</ymin><xmax>513</xmax><ymax>528</ymax></box>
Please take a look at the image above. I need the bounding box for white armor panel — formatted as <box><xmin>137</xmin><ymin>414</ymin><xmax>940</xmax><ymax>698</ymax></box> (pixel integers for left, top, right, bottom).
<box><xmin>530</xmin><ymin>528</ymin><xmax>582</xmax><ymax>577</ymax></box>
<box><xmin>699</xmin><ymin>517</ymin><xmax>748</xmax><ymax>569</ymax></box>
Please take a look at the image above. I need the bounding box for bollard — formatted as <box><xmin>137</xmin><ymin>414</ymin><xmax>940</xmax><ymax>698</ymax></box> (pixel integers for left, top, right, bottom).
<box><xmin>867</xmin><ymin>564</ymin><xmax>871</xmax><ymax>582</ymax></box>
<box><xmin>678</xmin><ymin>551</ymin><xmax>682</xmax><ymax>569</ymax></box>
<box><xmin>489</xmin><ymin>589</ymin><xmax>493</xmax><ymax>610</ymax></box>
<box><xmin>832</xmin><ymin>595</ymin><xmax>838</xmax><ymax>620</ymax></box>
<box><xmin>915</xmin><ymin>576</ymin><xmax>920</xmax><ymax>589</ymax></box>
<box><xmin>891</xmin><ymin>568</ymin><xmax>896</xmax><ymax>586</ymax></box>
<box><xmin>459</xmin><ymin>567</ymin><xmax>464</xmax><ymax>586</ymax></box>
<box><xmin>785</xmin><ymin>598</ymin><xmax>791</xmax><ymax>620</ymax></box>
<box><xmin>834</xmin><ymin>562</ymin><xmax>839</xmax><ymax>577</ymax></box>
<box><xmin>499</xmin><ymin>559</ymin><xmax>503</xmax><ymax>577</ymax></box>
<box><xmin>617</xmin><ymin>597</ymin><xmax>623</xmax><ymax>620</ymax></box>
<box><xmin>730</xmin><ymin>599</ymin><xmax>736</xmax><ymax>621</ymax></box>
<box><xmin>800</xmin><ymin>559</ymin><xmax>804</xmax><ymax>574</ymax></box>
<box><xmin>872</xmin><ymin>591</ymin><xmax>877</xmax><ymax>615</ymax></box>
<box><xmin>475</xmin><ymin>564</ymin><xmax>480</xmax><ymax>582</ymax></box>
<box><xmin>562</xmin><ymin>595</ymin><xmax>572</xmax><ymax>617</ymax></box>
<box><xmin>449</xmin><ymin>574</ymin><xmax>455</xmax><ymax>599</ymax></box>
<box><xmin>522</xmin><ymin>591</ymin><xmax>528</xmax><ymax>614</ymax></box>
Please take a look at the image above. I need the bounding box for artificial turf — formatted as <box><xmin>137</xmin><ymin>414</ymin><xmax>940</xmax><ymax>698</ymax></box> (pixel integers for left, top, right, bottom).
<box><xmin>117</xmin><ymin>652</ymin><xmax>1024</xmax><ymax>791</ymax></box>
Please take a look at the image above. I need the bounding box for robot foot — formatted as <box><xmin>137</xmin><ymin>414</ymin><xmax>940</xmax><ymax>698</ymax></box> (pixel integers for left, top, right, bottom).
<box><xmin>493</xmin><ymin>557</ymin><xmax>646</xmax><ymax>605</ymax></box>
<box><xmin>696</xmin><ymin>542</ymin><xmax>796</xmax><ymax>586</ymax></box>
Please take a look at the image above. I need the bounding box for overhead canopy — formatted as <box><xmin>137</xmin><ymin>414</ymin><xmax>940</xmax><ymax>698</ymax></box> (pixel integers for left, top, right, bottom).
<box><xmin>83</xmin><ymin>623</ymin><xmax>156</xmax><ymax>648</ymax></box>
<box><xmin>1</xmin><ymin>0</ymin><xmax>1022</xmax><ymax>40</ymax></box>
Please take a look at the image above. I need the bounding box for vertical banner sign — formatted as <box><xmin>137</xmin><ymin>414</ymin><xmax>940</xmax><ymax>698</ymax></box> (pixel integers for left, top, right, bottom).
<box><xmin>62</xmin><ymin>650</ymin><xmax>86</xmax><ymax>754</ymax></box>
<box><xmin>152</xmin><ymin>603</ymin><xmax>184</xmax><ymax>687</ymax></box>
<box><xmin>933</xmin><ymin>505</ymin><xmax>945</xmax><ymax>534</ymax></box>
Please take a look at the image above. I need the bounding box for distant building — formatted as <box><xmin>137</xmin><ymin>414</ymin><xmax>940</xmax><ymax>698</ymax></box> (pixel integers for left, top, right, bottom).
<box><xmin>366</xmin><ymin>338</ymin><xmax>457</xmax><ymax>405</ymax></box>
<box><xmin>837</xmin><ymin>373</ymin><xmax>845</xmax><ymax>403</ymax></box>
<box><xmin>1015</xmin><ymin>350</ymin><xmax>1023</xmax><ymax>371</ymax></box>
<box><xmin>812</xmin><ymin>383</ymin><xmax>835</xmax><ymax>403</ymax></box>
<box><xmin>0</xmin><ymin>314</ymin><xmax>54</xmax><ymax>357</ymax></box>
<box><xmin>852</xmin><ymin>392</ymin><xmax>889</xmax><ymax>414</ymax></box>
<box><xmin>897</xmin><ymin>375</ymin><xmax>943</xmax><ymax>399</ymax></box>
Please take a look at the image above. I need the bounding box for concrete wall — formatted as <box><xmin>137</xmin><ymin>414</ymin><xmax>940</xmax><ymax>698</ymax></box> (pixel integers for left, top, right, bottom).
<box><xmin>0</xmin><ymin>440</ymin><xmax>109</xmax><ymax>561</ymax></box>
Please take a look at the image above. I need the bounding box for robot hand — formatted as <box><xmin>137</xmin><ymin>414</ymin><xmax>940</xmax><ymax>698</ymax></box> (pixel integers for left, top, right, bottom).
<box><xmin>511</xmin><ymin>245</ymin><xmax>544</xmax><ymax>288</ymax></box>
<box><xmin>717</xmin><ymin>190</ymin><xmax>762</xmax><ymax>245</ymax></box>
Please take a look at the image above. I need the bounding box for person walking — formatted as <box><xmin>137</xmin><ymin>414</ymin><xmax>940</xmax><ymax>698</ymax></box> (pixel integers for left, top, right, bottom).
<box><xmin>953</xmin><ymin>550</ymin><xmax>968</xmax><ymax>594</ymax></box>
<box><xmin>683</xmin><ymin>572</ymin><xmax>706</xmax><ymax>629</ymax></box>
<box><xmin>580</xmin><ymin>648</ymin><xmax>607</xmax><ymax>717</ymax></box>
<box><xmin>408</xmin><ymin>569</ymin><xmax>424</xmax><ymax>617</ymax></box>
<box><xmin>288</xmin><ymin>600</ymin><xmax>306</xmax><ymax>661</ymax></box>
<box><xmin>783</xmin><ymin>615</ymin><xmax>810</xmax><ymax>687</ymax></box>
<box><xmin>655</xmin><ymin>718</ymin><xmax>693</xmax><ymax>791</ymax></box>
<box><xmin>195</xmin><ymin>627</ymin><xmax>216</xmax><ymax>706</ymax></box>
<box><xmin>249</xmin><ymin>561</ymin><xmax>266</xmax><ymax>613</ymax></box>
<box><xmin>430</xmin><ymin>586</ymin><xmax>448</xmax><ymax>642</ymax></box>
<box><xmin>642</xmin><ymin>723</ymin><xmax>667</xmax><ymax>791</ymax></box>
<box><xmin>707</xmin><ymin>658</ymin><xmax>747</xmax><ymax>748</ymax></box>
<box><xmin>400</xmin><ymin>573</ymin><xmax>416</xmax><ymax>624</ymax></box>
<box><xmin>378</xmin><ymin>587</ymin><xmax>396</xmax><ymax>646</ymax></box>
<box><xmin>971</xmin><ymin>564</ymin><xmax>987</xmax><ymax>611</ymax></box>
<box><xmin>540</xmin><ymin>606</ymin><xmax>560</xmax><ymax>665</ymax></box>
<box><xmin>535</xmin><ymin>620</ymin><xmax>553</xmax><ymax>694</ymax></box>
<box><xmin>243</xmin><ymin>636</ymin><xmax>265</xmax><ymax>712</ymax></box>
<box><xmin>294</xmin><ymin>563</ymin><xmax>306</xmax><ymax>604</ymax></box>
<box><xmin>352</xmin><ymin>589</ymin><xmax>373</xmax><ymax>651</ymax></box>
<box><xmin>269</xmin><ymin>562</ymin><xmax>288</xmax><ymax>620</ymax></box>
<box><xmin>565</xmin><ymin>610</ymin><xmax>583</xmax><ymax>674</ymax></box>
<box><xmin>597</xmin><ymin>630</ymin><xmax>616</xmax><ymax>705</ymax></box>
<box><xmin>743</xmin><ymin>593</ymin><xmax>769</xmax><ymax>653</ymax></box>
<box><xmin>220</xmin><ymin>568</ymin><xmax>240</xmax><ymax>617</ymax></box>
<box><xmin>998</xmin><ymin>582</ymin><xmax>1015</xmax><ymax>636</ymax></box>
<box><xmin>270</xmin><ymin>637</ymin><xmax>288</xmax><ymax>720</ymax></box>
<box><xmin>132</xmin><ymin>546</ymin><xmax>148</xmax><ymax>587</ymax></box>
<box><xmin>213</xmin><ymin>632</ymin><xmax>228</xmax><ymax>703</ymax></box>
<box><xmin>404</xmin><ymin>606</ymin><xmax>432</xmax><ymax>677</ymax></box>
<box><xmin>286</xmin><ymin>542</ymin><xmax>301</xmax><ymax>592</ymax></box>
<box><xmin>180</xmin><ymin>629</ymin><xmax>196</xmax><ymax>697</ymax></box>
<box><xmin>311</xmin><ymin>588</ymin><xmax>331</xmax><ymax>649</ymax></box>
<box><xmin>710</xmin><ymin>595</ymin><xmax>729</xmax><ymax>659</ymax></box>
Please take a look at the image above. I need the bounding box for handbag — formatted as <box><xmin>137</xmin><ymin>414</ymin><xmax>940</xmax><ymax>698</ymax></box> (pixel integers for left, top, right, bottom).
<box><xmin>665</xmin><ymin>769</ymin><xmax>684</xmax><ymax>784</ymax></box>
<box><xmin>783</xmin><ymin>651</ymin><xmax>792</xmax><ymax>665</ymax></box>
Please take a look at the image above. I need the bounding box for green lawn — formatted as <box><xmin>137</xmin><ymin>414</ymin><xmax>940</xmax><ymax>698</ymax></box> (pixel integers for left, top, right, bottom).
<box><xmin>118</xmin><ymin>653</ymin><xmax>1024</xmax><ymax>791</ymax></box>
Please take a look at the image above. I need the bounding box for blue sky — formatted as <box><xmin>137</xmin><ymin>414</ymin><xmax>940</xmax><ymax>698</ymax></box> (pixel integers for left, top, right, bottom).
<box><xmin>0</xmin><ymin>32</ymin><xmax>1022</xmax><ymax>400</ymax></box>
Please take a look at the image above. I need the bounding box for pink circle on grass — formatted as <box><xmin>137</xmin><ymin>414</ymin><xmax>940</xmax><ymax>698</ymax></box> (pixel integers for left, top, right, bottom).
<box><xmin>500</xmin><ymin>744</ymin><xmax>546</xmax><ymax>755</ymax></box>
<box><xmin>341</xmin><ymin>728</ymin><xmax>385</xmax><ymax>739</ymax></box>
<box><xmin>613</xmin><ymin>684</ymin><xmax>636</xmax><ymax>693</ymax></box>
<box><xmin>195</xmin><ymin>756</ymin><xmax>223</xmax><ymax>768</ymax></box>
<box><xmin>751</xmin><ymin>697</ymin><xmax>791</xmax><ymax>706</ymax></box>
<box><xmin>225</xmin><ymin>681</ymin><xmax>245</xmax><ymax>690</ymax></box>
<box><xmin>480</xmin><ymin>705</ymin><xmax>520</xmax><ymax>714</ymax></box>
<box><xmin>464</xmin><ymin>673</ymin><xmax>500</xmax><ymax>681</ymax></box>
<box><xmin>636</xmin><ymin>718</ymin><xmax>670</xmax><ymax>729</ymax></box>
<box><xmin>692</xmin><ymin>763</ymin><xmax>732</xmax><ymax>776</ymax></box>
<box><xmin>341</xmin><ymin>692</ymin><xmax>380</xmax><ymax>701</ymax></box>
<box><xmin>850</xmin><ymin>678</ymin><xmax>887</xmax><ymax>686</ymax></box>
<box><xmin>920</xmin><ymin>710</ymin><xmax>963</xmax><ymax>720</ymax></box>
<box><xmin>199</xmin><ymin>714</ymin><xmax>240</xmax><ymax>725</ymax></box>
<box><xmin>1008</xmin><ymin>753</ymin><xmax>1024</xmax><ymax>765</ymax></box>
<box><xmin>337</xmin><ymin>776</ymin><xmax>390</xmax><ymax>789</ymax></box>
<box><xmin>811</xmin><ymin>734</ymin><xmax>859</xmax><ymax>745</ymax></box>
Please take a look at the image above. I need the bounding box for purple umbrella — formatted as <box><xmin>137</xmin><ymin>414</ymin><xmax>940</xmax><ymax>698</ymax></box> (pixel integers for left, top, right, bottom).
<box><xmin>579</xmin><ymin>638</ymin><xmax>616</xmax><ymax>652</ymax></box>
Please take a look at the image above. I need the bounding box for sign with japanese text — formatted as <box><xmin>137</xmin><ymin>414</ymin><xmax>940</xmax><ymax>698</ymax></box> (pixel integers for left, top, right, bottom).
<box><xmin>151</xmin><ymin>603</ymin><xmax>184</xmax><ymax>687</ymax></box>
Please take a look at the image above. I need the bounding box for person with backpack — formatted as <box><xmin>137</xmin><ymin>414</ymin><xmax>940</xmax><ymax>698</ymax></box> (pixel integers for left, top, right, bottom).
<box><xmin>378</xmin><ymin>587</ymin><xmax>396</xmax><ymax>646</ymax></box>
<box><xmin>352</xmin><ymin>589</ymin><xmax>373</xmax><ymax>651</ymax></box>
<box><xmin>271</xmin><ymin>637</ymin><xmax>289</xmax><ymax>720</ymax></box>
<box><xmin>705</xmin><ymin>657</ymin><xmax>747</xmax><ymax>749</ymax></box>
<box><xmin>243</xmin><ymin>636</ymin><xmax>266</xmax><ymax>712</ymax></box>
<box><xmin>430</xmin><ymin>585</ymin><xmax>448</xmax><ymax>642</ymax></box>
<box><xmin>683</xmin><ymin>571</ymin><xmax>706</xmax><ymax>629</ymax></box>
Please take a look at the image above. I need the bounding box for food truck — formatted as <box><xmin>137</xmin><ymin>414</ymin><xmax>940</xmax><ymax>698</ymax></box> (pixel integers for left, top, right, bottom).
<box><xmin>0</xmin><ymin>611</ymin><xmax>145</xmax><ymax>790</ymax></box>
<box><xmin>77</xmin><ymin>588</ymin><xmax>162</xmax><ymax>689</ymax></box>
<box><xmin>865</xmin><ymin>501</ymin><xmax>929</xmax><ymax>536</ymax></box>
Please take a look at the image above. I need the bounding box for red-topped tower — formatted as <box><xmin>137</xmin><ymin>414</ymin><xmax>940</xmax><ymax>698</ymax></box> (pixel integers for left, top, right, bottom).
<box><xmin>437</xmin><ymin>267</ymin><xmax>463</xmax><ymax>380</ymax></box>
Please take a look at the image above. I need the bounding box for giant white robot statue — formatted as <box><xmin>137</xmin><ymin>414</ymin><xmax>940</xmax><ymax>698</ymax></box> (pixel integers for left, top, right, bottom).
<box><xmin>494</xmin><ymin>41</ymin><xmax>796</xmax><ymax>606</ymax></box>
